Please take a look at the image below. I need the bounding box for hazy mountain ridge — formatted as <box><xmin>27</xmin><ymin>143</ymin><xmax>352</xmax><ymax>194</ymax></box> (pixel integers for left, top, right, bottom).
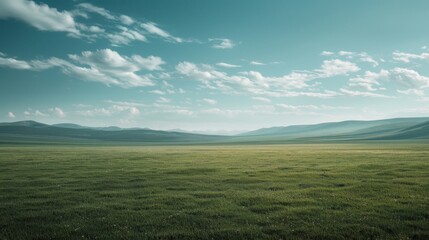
<box><xmin>0</xmin><ymin>118</ymin><xmax>428</xmax><ymax>144</ymax></box>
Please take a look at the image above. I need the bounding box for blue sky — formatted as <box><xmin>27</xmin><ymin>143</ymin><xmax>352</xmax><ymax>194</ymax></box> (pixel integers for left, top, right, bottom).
<box><xmin>1</xmin><ymin>0</ymin><xmax>429</xmax><ymax>132</ymax></box>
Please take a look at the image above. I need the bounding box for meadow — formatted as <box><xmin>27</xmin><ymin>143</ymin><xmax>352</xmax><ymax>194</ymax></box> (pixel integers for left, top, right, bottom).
<box><xmin>0</xmin><ymin>144</ymin><xmax>428</xmax><ymax>239</ymax></box>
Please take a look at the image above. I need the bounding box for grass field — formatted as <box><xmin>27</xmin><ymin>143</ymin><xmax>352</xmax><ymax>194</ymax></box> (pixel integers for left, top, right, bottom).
<box><xmin>0</xmin><ymin>144</ymin><xmax>428</xmax><ymax>239</ymax></box>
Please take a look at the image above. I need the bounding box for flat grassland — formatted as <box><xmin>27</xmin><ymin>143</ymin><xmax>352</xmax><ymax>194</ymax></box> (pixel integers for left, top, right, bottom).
<box><xmin>0</xmin><ymin>144</ymin><xmax>428</xmax><ymax>239</ymax></box>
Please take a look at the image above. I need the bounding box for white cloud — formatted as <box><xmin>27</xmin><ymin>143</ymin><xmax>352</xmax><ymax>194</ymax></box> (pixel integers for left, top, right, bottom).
<box><xmin>340</xmin><ymin>88</ymin><xmax>391</xmax><ymax>98</ymax></box>
<box><xmin>106</xmin><ymin>26</ymin><xmax>147</xmax><ymax>45</ymax></box>
<box><xmin>67</xmin><ymin>49</ymin><xmax>163</xmax><ymax>87</ymax></box>
<box><xmin>0</xmin><ymin>49</ymin><xmax>164</xmax><ymax>88</ymax></box>
<box><xmin>76</xmin><ymin>108</ymin><xmax>112</xmax><ymax>117</ymax></box>
<box><xmin>392</xmin><ymin>51</ymin><xmax>429</xmax><ymax>63</ymax></box>
<box><xmin>321</xmin><ymin>51</ymin><xmax>334</xmax><ymax>56</ymax></box>
<box><xmin>252</xmin><ymin>97</ymin><xmax>271</xmax><ymax>103</ymax></box>
<box><xmin>77</xmin><ymin>3</ymin><xmax>115</xmax><ymax>20</ymax></box>
<box><xmin>202</xmin><ymin>98</ymin><xmax>217</xmax><ymax>105</ymax></box>
<box><xmin>209</xmin><ymin>38</ymin><xmax>235</xmax><ymax>49</ymax></box>
<box><xmin>35</xmin><ymin>110</ymin><xmax>48</xmax><ymax>117</ymax></box>
<box><xmin>157</xmin><ymin>97</ymin><xmax>170</xmax><ymax>103</ymax></box>
<box><xmin>250</xmin><ymin>61</ymin><xmax>265</xmax><ymax>66</ymax></box>
<box><xmin>7</xmin><ymin>112</ymin><xmax>15</xmax><ymax>118</ymax></box>
<box><xmin>317</xmin><ymin>59</ymin><xmax>360</xmax><ymax>76</ymax></box>
<box><xmin>348</xmin><ymin>69</ymin><xmax>389</xmax><ymax>91</ymax></box>
<box><xmin>0</xmin><ymin>0</ymin><xmax>79</xmax><ymax>34</ymax></box>
<box><xmin>339</xmin><ymin>51</ymin><xmax>354</xmax><ymax>56</ymax></box>
<box><xmin>141</xmin><ymin>22</ymin><xmax>182</xmax><ymax>43</ymax></box>
<box><xmin>149</xmin><ymin>90</ymin><xmax>165</xmax><ymax>95</ymax></box>
<box><xmin>216</xmin><ymin>62</ymin><xmax>241</xmax><ymax>68</ymax></box>
<box><xmin>359</xmin><ymin>55</ymin><xmax>379</xmax><ymax>67</ymax></box>
<box><xmin>50</xmin><ymin>107</ymin><xmax>65</xmax><ymax>118</ymax></box>
<box><xmin>325</xmin><ymin>51</ymin><xmax>378</xmax><ymax>67</ymax></box>
<box><xmin>176</xmin><ymin>59</ymin><xmax>359</xmax><ymax>97</ymax></box>
<box><xmin>0</xmin><ymin>55</ymin><xmax>32</xmax><ymax>69</ymax></box>
<box><xmin>120</xmin><ymin>15</ymin><xmax>134</xmax><ymax>25</ymax></box>
<box><xmin>276</xmin><ymin>104</ymin><xmax>344</xmax><ymax>111</ymax></box>
<box><xmin>397</xmin><ymin>89</ymin><xmax>425</xmax><ymax>96</ymax></box>
<box><xmin>390</xmin><ymin>68</ymin><xmax>429</xmax><ymax>89</ymax></box>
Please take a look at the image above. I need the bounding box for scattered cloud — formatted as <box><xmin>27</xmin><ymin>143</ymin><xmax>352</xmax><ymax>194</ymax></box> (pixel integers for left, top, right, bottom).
<box><xmin>120</xmin><ymin>15</ymin><xmax>134</xmax><ymax>25</ymax></box>
<box><xmin>250</xmin><ymin>61</ymin><xmax>265</xmax><ymax>66</ymax></box>
<box><xmin>141</xmin><ymin>22</ymin><xmax>182</xmax><ymax>43</ymax></box>
<box><xmin>317</xmin><ymin>59</ymin><xmax>360</xmax><ymax>76</ymax></box>
<box><xmin>0</xmin><ymin>49</ymin><xmax>165</xmax><ymax>88</ymax></box>
<box><xmin>209</xmin><ymin>38</ymin><xmax>235</xmax><ymax>49</ymax></box>
<box><xmin>216</xmin><ymin>62</ymin><xmax>241</xmax><ymax>68</ymax></box>
<box><xmin>0</xmin><ymin>0</ymin><xmax>79</xmax><ymax>34</ymax></box>
<box><xmin>348</xmin><ymin>69</ymin><xmax>389</xmax><ymax>91</ymax></box>
<box><xmin>340</xmin><ymin>88</ymin><xmax>391</xmax><ymax>98</ymax></box>
<box><xmin>76</xmin><ymin>3</ymin><xmax>115</xmax><ymax>20</ymax></box>
<box><xmin>176</xmin><ymin>59</ymin><xmax>359</xmax><ymax>98</ymax></box>
<box><xmin>322</xmin><ymin>50</ymin><xmax>379</xmax><ymax>67</ymax></box>
<box><xmin>7</xmin><ymin>112</ymin><xmax>16</xmax><ymax>118</ymax></box>
<box><xmin>252</xmin><ymin>97</ymin><xmax>271</xmax><ymax>103</ymax></box>
<box><xmin>50</xmin><ymin>107</ymin><xmax>65</xmax><ymax>118</ymax></box>
<box><xmin>392</xmin><ymin>51</ymin><xmax>429</xmax><ymax>63</ymax></box>
<box><xmin>106</xmin><ymin>26</ymin><xmax>147</xmax><ymax>45</ymax></box>
<box><xmin>0</xmin><ymin>54</ymin><xmax>32</xmax><ymax>69</ymax></box>
<box><xmin>157</xmin><ymin>97</ymin><xmax>170</xmax><ymax>103</ymax></box>
<box><xmin>277</xmin><ymin>104</ymin><xmax>349</xmax><ymax>111</ymax></box>
<box><xmin>149</xmin><ymin>90</ymin><xmax>165</xmax><ymax>95</ymax></box>
<box><xmin>390</xmin><ymin>68</ymin><xmax>429</xmax><ymax>89</ymax></box>
<box><xmin>321</xmin><ymin>51</ymin><xmax>334</xmax><ymax>56</ymax></box>
<box><xmin>202</xmin><ymin>98</ymin><xmax>217</xmax><ymax>105</ymax></box>
<box><xmin>397</xmin><ymin>89</ymin><xmax>425</xmax><ymax>96</ymax></box>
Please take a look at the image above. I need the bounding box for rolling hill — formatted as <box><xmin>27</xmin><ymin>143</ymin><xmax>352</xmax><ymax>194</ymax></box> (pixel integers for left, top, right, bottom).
<box><xmin>0</xmin><ymin>118</ymin><xmax>428</xmax><ymax>144</ymax></box>
<box><xmin>0</xmin><ymin>121</ymin><xmax>225</xmax><ymax>144</ymax></box>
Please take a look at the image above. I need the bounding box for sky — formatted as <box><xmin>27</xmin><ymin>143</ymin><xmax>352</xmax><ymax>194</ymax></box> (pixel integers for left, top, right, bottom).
<box><xmin>1</xmin><ymin>0</ymin><xmax>429</xmax><ymax>132</ymax></box>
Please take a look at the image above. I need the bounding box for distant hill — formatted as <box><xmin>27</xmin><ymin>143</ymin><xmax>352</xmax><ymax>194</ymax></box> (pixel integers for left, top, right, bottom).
<box><xmin>240</xmin><ymin>117</ymin><xmax>429</xmax><ymax>139</ymax></box>
<box><xmin>1</xmin><ymin>118</ymin><xmax>429</xmax><ymax>145</ymax></box>
<box><xmin>0</xmin><ymin>121</ymin><xmax>225</xmax><ymax>144</ymax></box>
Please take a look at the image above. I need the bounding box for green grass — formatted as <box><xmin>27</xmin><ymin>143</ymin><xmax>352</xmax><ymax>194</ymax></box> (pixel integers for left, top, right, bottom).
<box><xmin>0</xmin><ymin>144</ymin><xmax>428</xmax><ymax>239</ymax></box>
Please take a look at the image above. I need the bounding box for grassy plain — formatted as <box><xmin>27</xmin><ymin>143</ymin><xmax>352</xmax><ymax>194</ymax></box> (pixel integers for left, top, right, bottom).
<box><xmin>0</xmin><ymin>144</ymin><xmax>428</xmax><ymax>239</ymax></box>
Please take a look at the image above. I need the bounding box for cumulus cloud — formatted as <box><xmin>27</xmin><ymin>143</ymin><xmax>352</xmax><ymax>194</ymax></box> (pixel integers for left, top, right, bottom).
<box><xmin>76</xmin><ymin>101</ymin><xmax>142</xmax><ymax>117</ymax></box>
<box><xmin>7</xmin><ymin>112</ymin><xmax>16</xmax><ymax>118</ymax></box>
<box><xmin>392</xmin><ymin>51</ymin><xmax>429</xmax><ymax>63</ymax></box>
<box><xmin>322</xmin><ymin>51</ymin><xmax>379</xmax><ymax>67</ymax></box>
<box><xmin>390</xmin><ymin>68</ymin><xmax>429</xmax><ymax>89</ymax></box>
<box><xmin>176</xmin><ymin>59</ymin><xmax>359</xmax><ymax>97</ymax></box>
<box><xmin>348</xmin><ymin>69</ymin><xmax>389</xmax><ymax>91</ymax></box>
<box><xmin>0</xmin><ymin>49</ymin><xmax>165</xmax><ymax>88</ymax></box>
<box><xmin>216</xmin><ymin>62</ymin><xmax>241</xmax><ymax>68</ymax></box>
<box><xmin>317</xmin><ymin>59</ymin><xmax>360</xmax><ymax>76</ymax></box>
<box><xmin>149</xmin><ymin>90</ymin><xmax>165</xmax><ymax>95</ymax></box>
<box><xmin>202</xmin><ymin>98</ymin><xmax>217</xmax><ymax>105</ymax></box>
<box><xmin>141</xmin><ymin>22</ymin><xmax>182</xmax><ymax>43</ymax></box>
<box><xmin>77</xmin><ymin>3</ymin><xmax>115</xmax><ymax>20</ymax></box>
<box><xmin>321</xmin><ymin>51</ymin><xmax>334</xmax><ymax>56</ymax></box>
<box><xmin>250</xmin><ymin>61</ymin><xmax>266</xmax><ymax>66</ymax></box>
<box><xmin>157</xmin><ymin>97</ymin><xmax>170</xmax><ymax>103</ymax></box>
<box><xmin>397</xmin><ymin>89</ymin><xmax>425</xmax><ymax>96</ymax></box>
<box><xmin>209</xmin><ymin>38</ymin><xmax>235</xmax><ymax>49</ymax></box>
<box><xmin>50</xmin><ymin>107</ymin><xmax>66</xmax><ymax>118</ymax></box>
<box><xmin>106</xmin><ymin>26</ymin><xmax>147</xmax><ymax>45</ymax></box>
<box><xmin>0</xmin><ymin>0</ymin><xmax>79</xmax><ymax>34</ymax></box>
<box><xmin>66</xmin><ymin>49</ymin><xmax>164</xmax><ymax>87</ymax></box>
<box><xmin>120</xmin><ymin>15</ymin><xmax>134</xmax><ymax>25</ymax></box>
<box><xmin>0</xmin><ymin>55</ymin><xmax>32</xmax><ymax>69</ymax></box>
